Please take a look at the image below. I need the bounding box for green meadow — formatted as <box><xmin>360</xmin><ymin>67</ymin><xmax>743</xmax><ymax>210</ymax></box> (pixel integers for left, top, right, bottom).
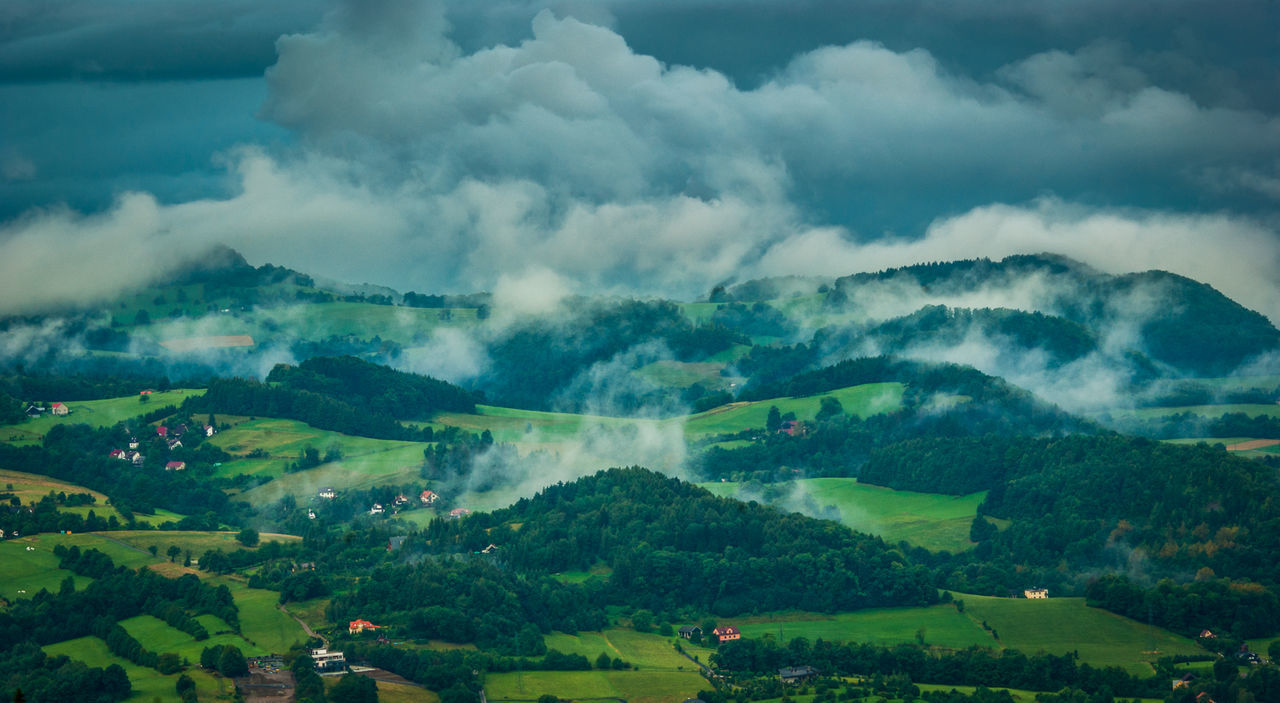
<box><xmin>485</xmin><ymin>669</ymin><xmax>705</xmax><ymax>703</ymax></box>
<box><xmin>0</xmin><ymin>537</ymin><xmax>94</xmax><ymax>600</ymax></box>
<box><xmin>733</xmin><ymin>604</ymin><xmax>996</xmax><ymax>651</ymax></box>
<box><xmin>543</xmin><ymin>629</ymin><xmax>693</xmax><ymax>670</ymax></box>
<box><xmin>960</xmin><ymin>595</ymin><xmax>1205</xmax><ymax>675</ymax></box>
<box><xmin>682</xmin><ymin>383</ymin><xmax>904</xmax><ymax>438</ymax></box>
<box><xmin>119</xmin><ymin>613</ymin><xmax>267</xmax><ymax>660</ymax></box>
<box><xmin>0</xmin><ymin>389</ymin><xmax>205</xmax><ymax>445</ymax></box>
<box><xmin>635</xmin><ymin>360</ymin><xmax>732</xmax><ymax>389</ymax></box>
<box><xmin>0</xmin><ymin>468</ymin><xmax>180</xmax><ymax>526</ymax></box>
<box><xmin>208</xmin><ymin>416</ymin><xmax>424</xmax><ymax>480</ymax></box>
<box><xmin>44</xmin><ymin>635</ymin><xmax>230</xmax><ymax>703</ymax></box>
<box><xmin>699</xmin><ymin>478</ymin><xmax>984</xmax><ymax>553</ymax></box>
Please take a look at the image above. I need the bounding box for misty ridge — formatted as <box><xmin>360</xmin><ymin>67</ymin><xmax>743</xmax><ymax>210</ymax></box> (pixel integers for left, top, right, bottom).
<box><xmin>2</xmin><ymin>245</ymin><xmax>1279</xmax><ymax>510</ymax></box>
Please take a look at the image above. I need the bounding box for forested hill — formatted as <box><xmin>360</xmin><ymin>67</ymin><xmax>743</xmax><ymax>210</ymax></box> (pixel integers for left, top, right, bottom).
<box><xmin>863</xmin><ymin>434</ymin><xmax>1280</xmax><ymax>633</ymax></box>
<box><xmin>427</xmin><ymin>467</ymin><xmax>939</xmax><ymax>615</ymax></box>
<box><xmin>265</xmin><ymin>355</ymin><xmax>476</xmax><ymax>417</ymax></box>
<box><xmin>826</xmin><ymin>254</ymin><xmax>1280</xmax><ymax>375</ymax></box>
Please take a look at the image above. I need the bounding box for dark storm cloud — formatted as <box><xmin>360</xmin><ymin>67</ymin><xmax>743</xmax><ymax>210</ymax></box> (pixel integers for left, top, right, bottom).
<box><xmin>0</xmin><ymin>0</ymin><xmax>1277</xmax><ymax>320</ymax></box>
<box><xmin>0</xmin><ymin>0</ymin><xmax>321</xmax><ymax>82</ymax></box>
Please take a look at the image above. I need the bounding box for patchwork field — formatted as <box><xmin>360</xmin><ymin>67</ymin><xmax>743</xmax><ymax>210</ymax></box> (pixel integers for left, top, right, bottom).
<box><xmin>699</xmin><ymin>478</ymin><xmax>985</xmax><ymax>553</ymax></box>
<box><xmin>3</xmin><ymin>530</ymin><xmax>308</xmax><ymax>654</ymax></box>
<box><xmin>543</xmin><ymin>629</ymin><xmax>693</xmax><ymax>670</ymax></box>
<box><xmin>44</xmin><ymin>635</ymin><xmax>230</xmax><ymax>703</ymax></box>
<box><xmin>208</xmin><ymin>417</ymin><xmax>425</xmax><ymax>479</ymax></box>
<box><xmin>682</xmin><ymin>383</ymin><xmax>905</xmax><ymax>438</ymax></box>
<box><xmin>1</xmin><ymin>388</ymin><xmax>205</xmax><ymax>445</ymax></box>
<box><xmin>485</xmin><ymin>669</ymin><xmax>705</xmax><ymax>703</ymax></box>
<box><xmin>119</xmin><ymin>613</ymin><xmax>268</xmax><ymax>660</ymax></box>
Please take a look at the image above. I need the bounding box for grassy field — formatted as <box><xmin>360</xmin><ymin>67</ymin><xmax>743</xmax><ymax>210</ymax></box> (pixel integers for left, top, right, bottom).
<box><xmin>208</xmin><ymin>417</ymin><xmax>425</xmax><ymax>480</ymax></box>
<box><xmin>212</xmin><ymin>577</ymin><xmax>308</xmax><ymax>653</ymax></box>
<box><xmin>485</xmin><ymin>669</ymin><xmax>705</xmax><ymax>703</ymax></box>
<box><xmin>109</xmin><ymin>530</ymin><xmax>300</xmax><ymax>557</ymax></box>
<box><xmin>699</xmin><ymin>478</ymin><xmax>984</xmax><ymax>553</ymax></box>
<box><xmin>1</xmin><ymin>389</ymin><xmax>205</xmax><ymax>445</ymax></box>
<box><xmin>734</xmin><ymin>604</ymin><xmax>996</xmax><ymax>650</ymax></box>
<box><xmin>543</xmin><ymin>629</ymin><xmax>693</xmax><ymax>670</ymax></box>
<box><xmin>682</xmin><ymin>383</ymin><xmax>904</xmax><ymax>438</ymax></box>
<box><xmin>44</xmin><ymin>635</ymin><xmax>229</xmax><ymax>703</ymax></box>
<box><xmin>120</xmin><ymin>613</ymin><xmax>268</xmax><ymax>660</ymax></box>
<box><xmin>5</xmin><ymin>530</ymin><xmax>308</xmax><ymax>655</ymax></box>
<box><xmin>371</xmin><ymin>680</ymin><xmax>441</xmax><ymax>703</ymax></box>
<box><xmin>635</xmin><ymin>361</ymin><xmax>736</xmax><ymax>390</ymax></box>
<box><xmin>0</xmin><ymin>537</ymin><xmax>94</xmax><ymax>600</ymax></box>
<box><xmin>709</xmin><ymin>595</ymin><xmax>1204</xmax><ymax>675</ymax></box>
<box><xmin>960</xmin><ymin>594</ymin><xmax>1205</xmax><ymax>674</ymax></box>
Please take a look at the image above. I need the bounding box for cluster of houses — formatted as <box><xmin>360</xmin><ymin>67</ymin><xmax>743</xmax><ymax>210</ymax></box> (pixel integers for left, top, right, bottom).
<box><xmin>1023</xmin><ymin>588</ymin><xmax>1049</xmax><ymax>599</ymax></box>
<box><xmin>102</xmin><ymin>421</ymin><xmax>215</xmax><ymax>471</ymax></box>
<box><xmin>317</xmin><ymin>487</ymin><xmax>457</xmax><ymax>520</ymax></box>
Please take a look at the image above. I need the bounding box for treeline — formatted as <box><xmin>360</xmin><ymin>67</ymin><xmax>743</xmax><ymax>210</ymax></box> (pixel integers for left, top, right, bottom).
<box><xmin>0</xmin><ymin>642</ymin><xmax>131</xmax><ymax>703</ymax></box>
<box><xmin>860</xmin><ymin>306</ymin><xmax>1099</xmax><ymax>367</ymax></box>
<box><xmin>0</xmin><ymin>370</ymin><xmax>171</xmax><ymax>403</ymax></box>
<box><xmin>710</xmin><ymin>637</ymin><xmax>1165</xmax><ymax>699</ymax></box>
<box><xmin>1086</xmin><ymin>575</ymin><xmax>1280</xmax><ymax>639</ymax></box>
<box><xmin>1109</xmin><ymin>410</ymin><xmax>1280</xmax><ymax>441</ymax></box>
<box><xmin>265</xmin><ymin>355</ymin><xmax>476</xmax><ymax>418</ymax></box>
<box><xmin>187</xmin><ymin>377</ymin><xmax>430</xmax><ymax>441</ymax></box>
<box><xmin>428</xmin><ymin>467</ymin><xmax>938</xmax><ymax>616</ymax></box>
<box><xmin>0</xmin><ymin>490</ymin><xmax>126</xmax><ymax>537</ymax></box>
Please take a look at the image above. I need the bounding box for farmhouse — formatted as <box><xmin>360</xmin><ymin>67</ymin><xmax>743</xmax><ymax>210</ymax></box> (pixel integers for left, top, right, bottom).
<box><xmin>449</xmin><ymin>508</ymin><xmax>471</xmax><ymax>519</ymax></box>
<box><xmin>318</xmin><ymin>487</ymin><xmax>336</xmax><ymax>499</ymax></box>
<box><xmin>420</xmin><ymin>489</ymin><xmax>439</xmax><ymax>505</ymax></box>
<box><xmin>480</xmin><ymin>543</ymin><xmax>499</xmax><ymax>554</ymax></box>
<box><xmin>779</xmin><ymin>665</ymin><xmax>820</xmax><ymax>684</ymax></box>
<box><xmin>1198</xmin><ymin>629</ymin><xmax>1216</xmax><ymax>639</ymax></box>
<box><xmin>167</xmin><ymin>438</ymin><xmax>183</xmax><ymax>450</ymax></box>
<box><xmin>348</xmin><ymin>619</ymin><xmax>379</xmax><ymax>634</ymax></box>
<box><xmin>1024</xmin><ymin>588</ymin><xmax>1049</xmax><ymax>599</ymax></box>
<box><xmin>678</xmin><ymin>625</ymin><xmax>703</xmax><ymax>639</ymax></box>
<box><xmin>165</xmin><ymin>461</ymin><xmax>186</xmax><ymax>471</ymax></box>
<box><xmin>128</xmin><ymin>437</ymin><xmax>139</xmax><ymax>449</ymax></box>
<box><xmin>108</xmin><ymin>449</ymin><xmax>127</xmax><ymax>460</ymax></box>
<box><xmin>369</xmin><ymin>503</ymin><xmax>385</xmax><ymax>515</ymax></box>
<box><xmin>394</xmin><ymin>494</ymin><xmax>409</xmax><ymax>506</ymax></box>
<box><xmin>203</xmin><ymin>424</ymin><xmax>215</xmax><ymax>437</ymax></box>
<box><xmin>156</xmin><ymin>426</ymin><xmax>167</xmax><ymax>437</ymax></box>
<box><xmin>712</xmin><ymin>626</ymin><xmax>741</xmax><ymax>641</ymax></box>
<box><xmin>50</xmin><ymin>403</ymin><xmax>69</xmax><ymax>416</ymax></box>
<box><xmin>127</xmin><ymin>451</ymin><xmax>144</xmax><ymax>466</ymax></box>
<box><xmin>24</xmin><ymin>405</ymin><xmax>42</xmax><ymax>417</ymax></box>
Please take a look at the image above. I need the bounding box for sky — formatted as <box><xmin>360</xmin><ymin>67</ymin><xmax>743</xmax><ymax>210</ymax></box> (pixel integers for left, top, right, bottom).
<box><xmin>1</xmin><ymin>0</ymin><xmax>1278</xmax><ymax>315</ymax></box>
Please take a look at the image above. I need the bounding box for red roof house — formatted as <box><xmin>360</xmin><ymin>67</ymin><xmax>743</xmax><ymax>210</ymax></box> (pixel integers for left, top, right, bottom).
<box><xmin>108</xmin><ymin>449</ymin><xmax>127</xmax><ymax>460</ymax></box>
<box><xmin>420</xmin><ymin>490</ymin><xmax>438</xmax><ymax>505</ymax></box>
<box><xmin>712</xmin><ymin>626</ymin><xmax>741</xmax><ymax>641</ymax></box>
<box><xmin>50</xmin><ymin>402</ymin><xmax>69</xmax><ymax>416</ymax></box>
<box><xmin>156</xmin><ymin>426</ymin><xmax>168</xmax><ymax>437</ymax></box>
<box><xmin>349</xmin><ymin>619</ymin><xmax>379</xmax><ymax>634</ymax></box>
<box><xmin>165</xmin><ymin>461</ymin><xmax>186</xmax><ymax>471</ymax></box>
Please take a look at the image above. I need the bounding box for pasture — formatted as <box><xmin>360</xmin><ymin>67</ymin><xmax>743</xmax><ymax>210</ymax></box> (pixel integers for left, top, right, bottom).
<box><xmin>119</xmin><ymin>613</ymin><xmax>268</xmax><ymax>660</ymax></box>
<box><xmin>543</xmin><ymin>629</ymin><xmax>692</xmax><ymax>670</ymax></box>
<box><xmin>44</xmin><ymin>635</ymin><xmax>230</xmax><ymax>703</ymax></box>
<box><xmin>109</xmin><ymin>529</ymin><xmax>300</xmax><ymax>557</ymax></box>
<box><xmin>1111</xmin><ymin>403</ymin><xmax>1280</xmax><ymax>421</ymax></box>
<box><xmin>485</xmin><ymin>669</ymin><xmax>705</xmax><ymax>703</ymax></box>
<box><xmin>1</xmin><ymin>388</ymin><xmax>204</xmax><ymax>445</ymax></box>
<box><xmin>635</xmin><ymin>361</ymin><xmax>733</xmax><ymax>389</ymax></box>
<box><xmin>208</xmin><ymin>417</ymin><xmax>423</xmax><ymax>480</ymax></box>
<box><xmin>682</xmin><ymin>383</ymin><xmax>904</xmax><ymax>438</ymax></box>
<box><xmin>734</xmin><ymin>604</ymin><xmax>995</xmax><ymax>650</ymax></box>
<box><xmin>0</xmin><ymin>537</ymin><xmax>93</xmax><ymax>600</ymax></box>
<box><xmin>699</xmin><ymin>478</ymin><xmax>984</xmax><ymax>553</ymax></box>
<box><xmin>960</xmin><ymin>594</ymin><xmax>1205</xmax><ymax>674</ymax></box>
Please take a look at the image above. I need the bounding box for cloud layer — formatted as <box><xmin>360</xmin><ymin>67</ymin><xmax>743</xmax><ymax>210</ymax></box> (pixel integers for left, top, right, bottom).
<box><xmin>0</xmin><ymin>0</ymin><xmax>1276</xmax><ymax>319</ymax></box>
